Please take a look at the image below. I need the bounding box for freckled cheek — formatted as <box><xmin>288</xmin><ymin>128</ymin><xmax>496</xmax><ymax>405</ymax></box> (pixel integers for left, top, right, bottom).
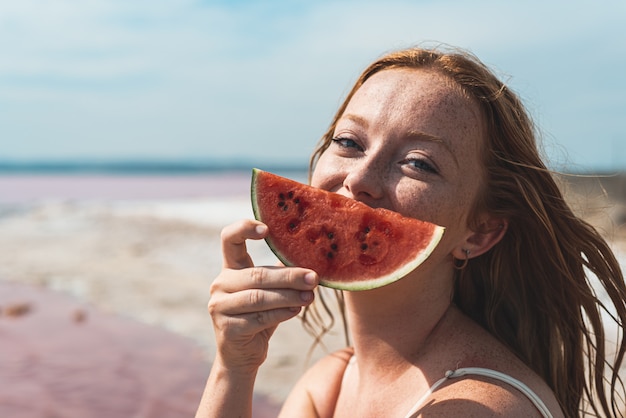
<box><xmin>310</xmin><ymin>155</ymin><xmax>347</xmax><ymax>191</ymax></box>
<box><xmin>399</xmin><ymin>188</ymin><xmax>469</xmax><ymax>230</ymax></box>
<box><xmin>409</xmin><ymin>203</ymin><xmax>455</xmax><ymax>227</ymax></box>
<box><xmin>402</xmin><ymin>199</ymin><xmax>466</xmax><ymax>257</ymax></box>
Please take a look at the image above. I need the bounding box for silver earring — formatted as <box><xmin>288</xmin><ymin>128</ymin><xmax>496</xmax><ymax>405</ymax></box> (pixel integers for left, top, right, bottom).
<box><xmin>453</xmin><ymin>249</ymin><xmax>470</xmax><ymax>270</ymax></box>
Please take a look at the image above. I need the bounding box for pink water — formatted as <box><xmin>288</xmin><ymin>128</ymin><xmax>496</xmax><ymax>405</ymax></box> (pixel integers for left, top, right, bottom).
<box><xmin>0</xmin><ymin>173</ymin><xmax>253</xmax><ymax>203</ymax></box>
<box><xmin>0</xmin><ymin>282</ymin><xmax>280</xmax><ymax>417</ymax></box>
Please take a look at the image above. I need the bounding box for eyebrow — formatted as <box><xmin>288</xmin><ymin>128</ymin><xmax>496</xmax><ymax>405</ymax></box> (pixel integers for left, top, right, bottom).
<box><xmin>340</xmin><ymin>113</ymin><xmax>369</xmax><ymax>129</ymax></box>
<box><xmin>405</xmin><ymin>130</ymin><xmax>459</xmax><ymax>168</ymax></box>
<box><xmin>339</xmin><ymin>113</ymin><xmax>460</xmax><ymax>168</ymax></box>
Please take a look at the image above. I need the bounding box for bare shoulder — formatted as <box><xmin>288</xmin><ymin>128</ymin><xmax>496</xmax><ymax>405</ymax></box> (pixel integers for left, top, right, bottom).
<box><xmin>414</xmin><ymin>372</ymin><xmax>564</xmax><ymax>418</ymax></box>
<box><xmin>423</xmin><ymin>308</ymin><xmax>564</xmax><ymax>417</ymax></box>
<box><xmin>278</xmin><ymin>347</ymin><xmax>354</xmax><ymax>418</ymax></box>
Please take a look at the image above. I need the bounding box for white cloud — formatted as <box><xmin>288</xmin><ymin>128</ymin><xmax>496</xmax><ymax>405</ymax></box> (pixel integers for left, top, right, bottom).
<box><xmin>0</xmin><ymin>0</ymin><xmax>624</xmax><ymax>168</ymax></box>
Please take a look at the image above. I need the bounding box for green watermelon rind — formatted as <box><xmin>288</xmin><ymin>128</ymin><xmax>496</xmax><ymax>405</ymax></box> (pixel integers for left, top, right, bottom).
<box><xmin>250</xmin><ymin>168</ymin><xmax>445</xmax><ymax>291</ymax></box>
<box><xmin>320</xmin><ymin>225</ymin><xmax>444</xmax><ymax>291</ymax></box>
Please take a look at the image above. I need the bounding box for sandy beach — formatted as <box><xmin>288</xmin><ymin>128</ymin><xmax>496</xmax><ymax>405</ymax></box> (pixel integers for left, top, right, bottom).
<box><xmin>0</xmin><ymin>172</ymin><xmax>624</xmax><ymax>417</ymax></box>
<box><xmin>0</xmin><ymin>172</ymin><xmax>346</xmax><ymax>417</ymax></box>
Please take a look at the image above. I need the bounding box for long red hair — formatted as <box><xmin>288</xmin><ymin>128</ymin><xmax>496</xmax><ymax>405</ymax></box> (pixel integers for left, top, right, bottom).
<box><xmin>307</xmin><ymin>45</ymin><xmax>626</xmax><ymax>417</ymax></box>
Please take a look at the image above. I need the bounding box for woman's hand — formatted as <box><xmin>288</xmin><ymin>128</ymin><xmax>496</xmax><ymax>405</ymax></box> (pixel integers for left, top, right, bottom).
<box><xmin>208</xmin><ymin>219</ymin><xmax>318</xmax><ymax>373</ymax></box>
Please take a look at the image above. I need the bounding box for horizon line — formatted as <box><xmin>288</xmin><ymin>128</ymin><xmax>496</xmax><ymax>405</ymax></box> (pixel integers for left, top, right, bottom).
<box><xmin>0</xmin><ymin>159</ymin><xmax>309</xmax><ymax>175</ymax></box>
<box><xmin>0</xmin><ymin>159</ymin><xmax>622</xmax><ymax>175</ymax></box>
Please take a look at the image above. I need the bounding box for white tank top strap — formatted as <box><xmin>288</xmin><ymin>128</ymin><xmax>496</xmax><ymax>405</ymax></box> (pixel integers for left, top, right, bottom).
<box><xmin>403</xmin><ymin>367</ymin><xmax>553</xmax><ymax>418</ymax></box>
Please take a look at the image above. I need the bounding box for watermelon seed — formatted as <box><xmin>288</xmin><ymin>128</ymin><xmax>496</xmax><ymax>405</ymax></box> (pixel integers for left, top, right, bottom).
<box><xmin>279</xmin><ymin>193</ymin><xmax>285</xmax><ymax>200</ymax></box>
<box><xmin>282</xmin><ymin>205</ymin><xmax>289</xmax><ymax>211</ymax></box>
<box><xmin>288</xmin><ymin>191</ymin><xmax>294</xmax><ymax>198</ymax></box>
<box><xmin>278</xmin><ymin>201</ymin><xmax>285</xmax><ymax>207</ymax></box>
<box><xmin>294</xmin><ymin>198</ymin><xmax>300</xmax><ymax>204</ymax></box>
<box><xmin>327</xmin><ymin>252</ymin><xmax>334</xmax><ymax>259</ymax></box>
<box><xmin>331</xmin><ymin>243</ymin><xmax>338</xmax><ymax>250</ymax></box>
<box><xmin>327</xmin><ymin>232</ymin><xmax>334</xmax><ymax>239</ymax></box>
<box><xmin>361</xmin><ymin>243</ymin><xmax>368</xmax><ymax>250</ymax></box>
<box><xmin>364</xmin><ymin>227</ymin><xmax>370</xmax><ymax>234</ymax></box>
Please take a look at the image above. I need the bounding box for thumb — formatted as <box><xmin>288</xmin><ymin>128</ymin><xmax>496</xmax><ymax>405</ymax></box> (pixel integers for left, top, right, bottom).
<box><xmin>221</xmin><ymin>220</ymin><xmax>268</xmax><ymax>269</ymax></box>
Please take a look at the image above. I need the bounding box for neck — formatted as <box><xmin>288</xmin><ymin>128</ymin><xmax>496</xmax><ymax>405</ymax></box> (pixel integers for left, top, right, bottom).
<box><xmin>345</xmin><ymin>271</ymin><xmax>454</xmax><ymax>374</ymax></box>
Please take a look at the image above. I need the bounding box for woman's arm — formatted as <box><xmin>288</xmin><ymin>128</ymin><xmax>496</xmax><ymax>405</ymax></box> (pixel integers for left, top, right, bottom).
<box><xmin>195</xmin><ymin>356</ymin><xmax>257</xmax><ymax>418</ymax></box>
<box><xmin>195</xmin><ymin>219</ymin><xmax>318</xmax><ymax>418</ymax></box>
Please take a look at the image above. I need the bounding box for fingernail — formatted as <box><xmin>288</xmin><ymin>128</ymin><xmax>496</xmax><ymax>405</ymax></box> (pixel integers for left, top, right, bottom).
<box><xmin>300</xmin><ymin>291</ymin><xmax>313</xmax><ymax>302</ymax></box>
<box><xmin>304</xmin><ymin>272</ymin><xmax>317</xmax><ymax>285</ymax></box>
<box><xmin>255</xmin><ymin>224</ymin><xmax>268</xmax><ymax>235</ymax></box>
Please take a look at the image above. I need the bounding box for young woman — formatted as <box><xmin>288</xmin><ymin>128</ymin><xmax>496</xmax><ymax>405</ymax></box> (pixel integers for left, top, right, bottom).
<box><xmin>196</xmin><ymin>45</ymin><xmax>626</xmax><ymax>417</ymax></box>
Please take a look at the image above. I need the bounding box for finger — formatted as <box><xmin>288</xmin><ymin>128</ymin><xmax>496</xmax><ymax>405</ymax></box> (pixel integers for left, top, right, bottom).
<box><xmin>221</xmin><ymin>219</ymin><xmax>268</xmax><ymax>269</ymax></box>
<box><xmin>216</xmin><ymin>266</ymin><xmax>318</xmax><ymax>293</ymax></box>
<box><xmin>217</xmin><ymin>287</ymin><xmax>315</xmax><ymax>316</ymax></box>
<box><xmin>221</xmin><ymin>307</ymin><xmax>304</xmax><ymax>338</ymax></box>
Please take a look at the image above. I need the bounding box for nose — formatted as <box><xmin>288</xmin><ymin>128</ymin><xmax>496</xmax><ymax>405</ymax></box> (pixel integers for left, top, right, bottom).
<box><xmin>342</xmin><ymin>160</ymin><xmax>385</xmax><ymax>204</ymax></box>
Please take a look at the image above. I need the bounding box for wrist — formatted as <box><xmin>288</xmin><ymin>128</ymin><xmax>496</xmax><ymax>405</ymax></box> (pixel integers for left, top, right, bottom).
<box><xmin>212</xmin><ymin>354</ymin><xmax>260</xmax><ymax>381</ymax></box>
<box><xmin>196</xmin><ymin>356</ymin><xmax>259</xmax><ymax>418</ymax></box>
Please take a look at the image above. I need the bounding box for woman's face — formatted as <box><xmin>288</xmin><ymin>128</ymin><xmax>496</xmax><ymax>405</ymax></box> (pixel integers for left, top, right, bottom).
<box><xmin>311</xmin><ymin>68</ymin><xmax>486</xmax><ymax>257</ymax></box>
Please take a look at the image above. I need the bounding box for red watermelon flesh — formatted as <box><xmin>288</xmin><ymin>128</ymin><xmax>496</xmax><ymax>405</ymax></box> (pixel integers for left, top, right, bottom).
<box><xmin>251</xmin><ymin>169</ymin><xmax>445</xmax><ymax>291</ymax></box>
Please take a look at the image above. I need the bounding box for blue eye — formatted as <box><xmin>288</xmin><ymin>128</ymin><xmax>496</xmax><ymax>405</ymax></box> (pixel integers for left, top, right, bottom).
<box><xmin>404</xmin><ymin>158</ymin><xmax>438</xmax><ymax>174</ymax></box>
<box><xmin>332</xmin><ymin>137</ymin><xmax>363</xmax><ymax>151</ymax></box>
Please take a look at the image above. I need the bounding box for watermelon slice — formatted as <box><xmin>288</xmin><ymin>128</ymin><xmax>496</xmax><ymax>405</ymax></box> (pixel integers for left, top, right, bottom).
<box><xmin>250</xmin><ymin>169</ymin><xmax>445</xmax><ymax>291</ymax></box>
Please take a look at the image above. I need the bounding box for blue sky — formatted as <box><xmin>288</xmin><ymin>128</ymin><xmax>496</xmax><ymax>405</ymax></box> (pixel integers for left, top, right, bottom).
<box><xmin>0</xmin><ymin>0</ymin><xmax>624</xmax><ymax>171</ymax></box>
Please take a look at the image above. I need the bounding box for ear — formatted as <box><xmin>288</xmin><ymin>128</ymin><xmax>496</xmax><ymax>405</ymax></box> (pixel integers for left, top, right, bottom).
<box><xmin>452</xmin><ymin>217</ymin><xmax>508</xmax><ymax>260</ymax></box>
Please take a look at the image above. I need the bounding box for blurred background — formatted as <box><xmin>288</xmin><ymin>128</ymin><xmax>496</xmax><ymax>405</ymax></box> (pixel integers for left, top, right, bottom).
<box><xmin>0</xmin><ymin>1</ymin><xmax>624</xmax><ymax>416</ymax></box>
<box><xmin>0</xmin><ymin>0</ymin><xmax>624</xmax><ymax>172</ymax></box>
